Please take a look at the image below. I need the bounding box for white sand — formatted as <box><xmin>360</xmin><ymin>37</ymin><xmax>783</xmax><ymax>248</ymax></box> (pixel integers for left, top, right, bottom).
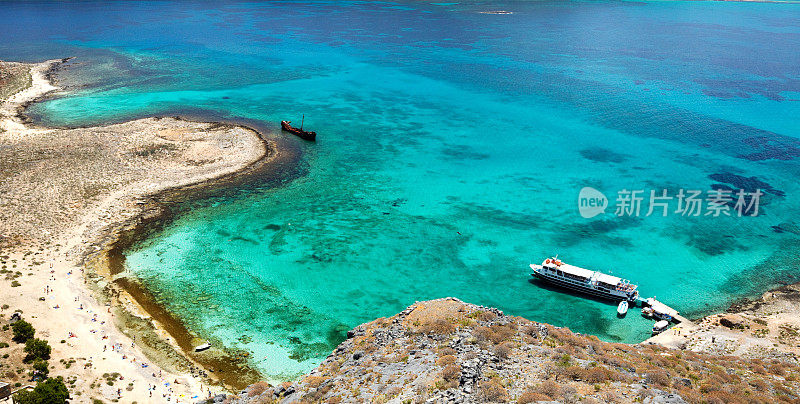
<box><xmin>1</xmin><ymin>60</ymin><xmax>270</xmax><ymax>402</ymax></box>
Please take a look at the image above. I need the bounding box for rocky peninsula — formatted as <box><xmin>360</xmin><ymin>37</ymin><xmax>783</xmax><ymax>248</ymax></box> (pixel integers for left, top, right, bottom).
<box><xmin>0</xmin><ymin>59</ymin><xmax>275</xmax><ymax>402</ymax></box>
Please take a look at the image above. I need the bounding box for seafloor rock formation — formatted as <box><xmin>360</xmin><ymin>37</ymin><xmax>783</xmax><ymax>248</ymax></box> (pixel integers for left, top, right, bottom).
<box><xmin>228</xmin><ymin>298</ymin><xmax>800</xmax><ymax>404</ymax></box>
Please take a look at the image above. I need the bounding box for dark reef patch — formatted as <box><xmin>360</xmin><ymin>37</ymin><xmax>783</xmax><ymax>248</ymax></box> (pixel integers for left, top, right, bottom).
<box><xmin>720</xmin><ymin>238</ymin><xmax>800</xmax><ymax>297</ymax></box>
<box><xmin>708</xmin><ymin>172</ymin><xmax>784</xmax><ymax>197</ymax></box>
<box><xmin>708</xmin><ymin>183</ymin><xmax>765</xmax><ymax>215</ymax></box>
<box><xmin>702</xmin><ymin>88</ymin><xmax>751</xmax><ymax>100</ymax></box>
<box><xmin>697</xmin><ymin>78</ymin><xmax>793</xmax><ymax>102</ymax></box>
<box><xmin>390</xmin><ymin>198</ymin><xmax>407</xmax><ymax>207</ymax></box>
<box><xmin>579</xmin><ymin>147</ymin><xmax>629</xmax><ymax>164</ymax></box>
<box><xmin>452</xmin><ymin>202</ymin><xmax>541</xmax><ymax>231</ymax></box>
<box><xmin>552</xmin><ymin>216</ymin><xmax>640</xmax><ymax>248</ymax></box>
<box><xmin>770</xmin><ymin>222</ymin><xmax>800</xmax><ymax>236</ymax></box>
<box><xmin>684</xmin><ymin>230</ymin><xmax>745</xmax><ymax>256</ymax></box>
<box><xmin>738</xmin><ymin>136</ymin><xmax>800</xmax><ymax>161</ymax></box>
<box><xmin>327</xmin><ymin>323</ymin><xmax>350</xmax><ymax>346</ymax></box>
<box><xmin>230</xmin><ymin>235</ymin><xmax>259</xmax><ymax>245</ymax></box>
<box><xmin>444</xmin><ymin>62</ymin><xmax>800</xmax><ymax>165</ymax></box>
<box><xmin>288</xmin><ymin>341</ymin><xmax>332</xmax><ymax>362</ymax></box>
<box><xmin>578</xmin><ymin>215</ymin><xmax>640</xmax><ymax>234</ymax></box>
<box><xmin>440</xmin><ymin>144</ymin><xmax>491</xmax><ymax>161</ymax></box>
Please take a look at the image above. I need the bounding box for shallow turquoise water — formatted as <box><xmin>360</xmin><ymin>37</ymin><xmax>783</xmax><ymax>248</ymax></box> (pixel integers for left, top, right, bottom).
<box><xmin>3</xmin><ymin>0</ymin><xmax>800</xmax><ymax>381</ymax></box>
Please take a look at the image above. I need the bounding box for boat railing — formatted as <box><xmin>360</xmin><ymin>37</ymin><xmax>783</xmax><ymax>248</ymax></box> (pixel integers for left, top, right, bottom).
<box><xmin>615</xmin><ymin>283</ymin><xmax>637</xmax><ymax>292</ymax></box>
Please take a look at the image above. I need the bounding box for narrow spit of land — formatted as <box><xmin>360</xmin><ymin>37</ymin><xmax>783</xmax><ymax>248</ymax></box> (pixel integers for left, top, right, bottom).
<box><xmin>0</xmin><ymin>59</ymin><xmax>278</xmax><ymax>402</ymax></box>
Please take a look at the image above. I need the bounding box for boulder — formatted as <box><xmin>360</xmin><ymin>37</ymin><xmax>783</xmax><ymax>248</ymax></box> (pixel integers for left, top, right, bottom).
<box><xmin>719</xmin><ymin>314</ymin><xmax>746</xmax><ymax>329</ymax></box>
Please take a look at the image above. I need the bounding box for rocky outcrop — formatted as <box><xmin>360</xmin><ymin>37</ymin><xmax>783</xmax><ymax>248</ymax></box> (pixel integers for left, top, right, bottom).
<box><xmin>649</xmin><ymin>282</ymin><xmax>800</xmax><ymax>363</ymax></box>
<box><xmin>719</xmin><ymin>314</ymin><xmax>746</xmax><ymax>330</ymax></box>
<box><xmin>226</xmin><ymin>298</ymin><xmax>800</xmax><ymax>404</ymax></box>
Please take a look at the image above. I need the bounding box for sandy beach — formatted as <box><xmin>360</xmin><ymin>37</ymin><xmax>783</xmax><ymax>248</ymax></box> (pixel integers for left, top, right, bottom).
<box><xmin>0</xmin><ymin>59</ymin><xmax>275</xmax><ymax>402</ymax></box>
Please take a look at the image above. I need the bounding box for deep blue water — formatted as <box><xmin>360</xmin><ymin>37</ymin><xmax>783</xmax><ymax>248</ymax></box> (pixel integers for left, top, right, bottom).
<box><xmin>3</xmin><ymin>0</ymin><xmax>800</xmax><ymax>381</ymax></box>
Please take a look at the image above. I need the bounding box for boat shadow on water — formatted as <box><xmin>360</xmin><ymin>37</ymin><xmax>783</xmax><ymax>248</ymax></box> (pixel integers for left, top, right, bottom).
<box><xmin>527</xmin><ymin>278</ymin><xmax>632</xmax><ymax>308</ymax></box>
<box><xmin>527</xmin><ymin>278</ymin><xmax>629</xmax><ymax>339</ymax></box>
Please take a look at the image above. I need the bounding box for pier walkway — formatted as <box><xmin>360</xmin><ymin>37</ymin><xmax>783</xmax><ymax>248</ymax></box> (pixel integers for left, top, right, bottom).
<box><xmin>639</xmin><ymin>298</ymin><xmax>698</xmax><ymax>348</ymax></box>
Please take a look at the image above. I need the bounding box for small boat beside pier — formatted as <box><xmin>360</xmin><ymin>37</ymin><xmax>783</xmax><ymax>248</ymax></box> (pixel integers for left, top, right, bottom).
<box><xmin>652</xmin><ymin>320</ymin><xmax>670</xmax><ymax>335</ymax></box>
<box><xmin>617</xmin><ymin>300</ymin><xmax>629</xmax><ymax>316</ymax></box>
<box><xmin>641</xmin><ymin>297</ymin><xmax>678</xmax><ymax>322</ymax></box>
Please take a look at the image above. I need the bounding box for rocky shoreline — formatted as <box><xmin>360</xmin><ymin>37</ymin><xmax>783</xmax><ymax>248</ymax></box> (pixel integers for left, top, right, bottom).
<box><xmin>646</xmin><ymin>282</ymin><xmax>800</xmax><ymax>363</ymax></box>
<box><xmin>228</xmin><ymin>297</ymin><xmax>800</xmax><ymax>404</ymax></box>
<box><xmin>0</xmin><ymin>58</ymin><xmax>291</xmax><ymax>401</ymax></box>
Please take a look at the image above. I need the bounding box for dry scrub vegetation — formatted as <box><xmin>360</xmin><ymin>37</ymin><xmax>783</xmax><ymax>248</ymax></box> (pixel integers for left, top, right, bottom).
<box><xmin>0</xmin><ymin>62</ymin><xmax>32</xmax><ymax>102</ymax></box>
<box><xmin>0</xmin><ymin>117</ymin><xmax>263</xmax><ymax>249</ymax></box>
<box><xmin>231</xmin><ymin>298</ymin><xmax>800</xmax><ymax>404</ymax></box>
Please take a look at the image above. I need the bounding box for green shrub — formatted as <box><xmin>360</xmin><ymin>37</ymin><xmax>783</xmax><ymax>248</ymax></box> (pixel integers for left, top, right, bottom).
<box><xmin>13</xmin><ymin>377</ymin><xmax>69</xmax><ymax>404</ymax></box>
<box><xmin>24</xmin><ymin>338</ymin><xmax>51</xmax><ymax>362</ymax></box>
<box><xmin>32</xmin><ymin>359</ymin><xmax>49</xmax><ymax>378</ymax></box>
<box><xmin>556</xmin><ymin>353</ymin><xmax>571</xmax><ymax>367</ymax></box>
<box><xmin>12</xmin><ymin>319</ymin><xmax>35</xmax><ymax>343</ymax></box>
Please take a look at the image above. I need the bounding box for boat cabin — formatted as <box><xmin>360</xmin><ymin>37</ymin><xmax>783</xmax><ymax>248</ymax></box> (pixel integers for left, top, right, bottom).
<box><xmin>540</xmin><ymin>258</ymin><xmax>637</xmax><ymax>295</ymax></box>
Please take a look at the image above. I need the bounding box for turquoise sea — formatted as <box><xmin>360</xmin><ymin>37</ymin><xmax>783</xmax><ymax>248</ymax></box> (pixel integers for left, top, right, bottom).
<box><xmin>3</xmin><ymin>1</ymin><xmax>800</xmax><ymax>382</ymax></box>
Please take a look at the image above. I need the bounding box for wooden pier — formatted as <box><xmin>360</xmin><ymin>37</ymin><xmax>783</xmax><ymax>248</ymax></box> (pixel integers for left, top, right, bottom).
<box><xmin>638</xmin><ymin>297</ymin><xmax>698</xmax><ymax>348</ymax></box>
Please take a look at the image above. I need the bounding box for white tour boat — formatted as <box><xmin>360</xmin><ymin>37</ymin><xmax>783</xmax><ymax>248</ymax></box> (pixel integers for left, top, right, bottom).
<box><xmin>530</xmin><ymin>257</ymin><xmax>640</xmax><ymax>302</ymax></box>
